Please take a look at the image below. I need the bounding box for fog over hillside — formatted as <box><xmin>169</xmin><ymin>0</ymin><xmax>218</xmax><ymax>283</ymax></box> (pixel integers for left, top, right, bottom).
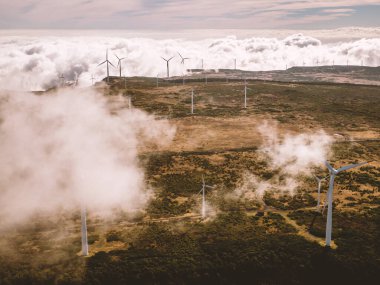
<box><xmin>0</xmin><ymin>28</ymin><xmax>379</xmax><ymax>91</ymax></box>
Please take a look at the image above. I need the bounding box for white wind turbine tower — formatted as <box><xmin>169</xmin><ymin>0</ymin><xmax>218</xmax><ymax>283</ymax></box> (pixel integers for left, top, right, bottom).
<box><xmin>115</xmin><ymin>54</ymin><xmax>126</xmax><ymax>78</ymax></box>
<box><xmin>313</xmin><ymin>175</ymin><xmax>326</xmax><ymax>210</ymax></box>
<box><xmin>161</xmin><ymin>56</ymin><xmax>175</xmax><ymax>78</ymax></box>
<box><xmin>243</xmin><ymin>82</ymin><xmax>252</xmax><ymax>109</ymax></box>
<box><xmin>324</xmin><ymin>161</ymin><xmax>367</xmax><ymax>247</ymax></box>
<box><xmin>81</xmin><ymin>205</ymin><xmax>89</xmax><ymax>256</ymax></box>
<box><xmin>59</xmin><ymin>74</ymin><xmax>65</xmax><ymax>87</ymax></box>
<box><xmin>91</xmin><ymin>74</ymin><xmax>95</xmax><ymax>86</ymax></box>
<box><xmin>191</xmin><ymin>88</ymin><xmax>195</xmax><ymax>114</ymax></box>
<box><xmin>198</xmin><ymin>175</ymin><xmax>214</xmax><ymax>219</ymax></box>
<box><xmin>98</xmin><ymin>49</ymin><xmax>115</xmax><ymax>83</ymax></box>
<box><xmin>244</xmin><ymin>83</ymin><xmax>247</xmax><ymax>108</ymax></box>
<box><xmin>74</xmin><ymin>73</ymin><xmax>79</xmax><ymax>86</ymax></box>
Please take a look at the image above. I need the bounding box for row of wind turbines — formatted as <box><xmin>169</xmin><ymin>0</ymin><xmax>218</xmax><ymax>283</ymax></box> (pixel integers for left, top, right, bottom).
<box><xmin>96</xmin><ymin>50</ymin><xmax>234</xmax><ymax>81</ymax></box>
<box><xmin>80</xmin><ymin>160</ymin><xmax>367</xmax><ymax>256</ymax></box>
<box><xmin>59</xmin><ymin>50</ymin><xmax>369</xmax><ymax>88</ymax></box>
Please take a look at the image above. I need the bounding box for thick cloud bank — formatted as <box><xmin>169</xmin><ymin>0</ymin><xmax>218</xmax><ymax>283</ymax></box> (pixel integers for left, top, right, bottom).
<box><xmin>0</xmin><ymin>32</ymin><xmax>379</xmax><ymax>91</ymax></box>
<box><xmin>0</xmin><ymin>88</ymin><xmax>175</xmax><ymax>227</ymax></box>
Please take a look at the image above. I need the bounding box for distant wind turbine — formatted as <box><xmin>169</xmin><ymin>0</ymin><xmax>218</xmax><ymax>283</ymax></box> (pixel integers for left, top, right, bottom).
<box><xmin>234</xmin><ymin>58</ymin><xmax>237</xmax><ymax>70</ymax></box>
<box><xmin>191</xmin><ymin>89</ymin><xmax>195</xmax><ymax>114</ymax></box>
<box><xmin>59</xmin><ymin>74</ymin><xmax>65</xmax><ymax>87</ymax></box>
<box><xmin>91</xmin><ymin>74</ymin><xmax>95</xmax><ymax>85</ymax></box>
<box><xmin>198</xmin><ymin>175</ymin><xmax>214</xmax><ymax>218</ymax></box>
<box><xmin>97</xmin><ymin>49</ymin><xmax>115</xmax><ymax>83</ymax></box>
<box><xmin>314</xmin><ymin>175</ymin><xmax>326</xmax><ymax>210</ymax></box>
<box><xmin>244</xmin><ymin>82</ymin><xmax>252</xmax><ymax>109</ymax></box>
<box><xmin>161</xmin><ymin>56</ymin><xmax>175</xmax><ymax>78</ymax></box>
<box><xmin>324</xmin><ymin>161</ymin><xmax>367</xmax><ymax>247</ymax></box>
<box><xmin>81</xmin><ymin>205</ymin><xmax>89</xmax><ymax>256</ymax></box>
<box><xmin>178</xmin><ymin>52</ymin><xmax>189</xmax><ymax>65</ymax></box>
<box><xmin>115</xmin><ymin>54</ymin><xmax>126</xmax><ymax>77</ymax></box>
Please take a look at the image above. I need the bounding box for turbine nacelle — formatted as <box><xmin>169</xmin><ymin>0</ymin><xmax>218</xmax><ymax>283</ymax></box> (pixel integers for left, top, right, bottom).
<box><xmin>325</xmin><ymin>161</ymin><xmax>367</xmax><ymax>175</ymax></box>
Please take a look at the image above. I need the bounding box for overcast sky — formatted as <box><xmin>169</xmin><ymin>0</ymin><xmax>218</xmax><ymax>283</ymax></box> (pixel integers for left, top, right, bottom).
<box><xmin>0</xmin><ymin>0</ymin><xmax>380</xmax><ymax>29</ymax></box>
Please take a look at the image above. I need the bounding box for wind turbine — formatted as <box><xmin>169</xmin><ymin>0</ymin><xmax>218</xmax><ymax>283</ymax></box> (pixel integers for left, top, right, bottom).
<box><xmin>115</xmin><ymin>54</ymin><xmax>126</xmax><ymax>77</ymax></box>
<box><xmin>244</xmin><ymin>82</ymin><xmax>252</xmax><ymax>109</ymax></box>
<box><xmin>324</xmin><ymin>161</ymin><xmax>367</xmax><ymax>247</ymax></box>
<box><xmin>178</xmin><ymin>52</ymin><xmax>189</xmax><ymax>65</ymax></box>
<box><xmin>198</xmin><ymin>175</ymin><xmax>214</xmax><ymax>219</ymax></box>
<box><xmin>91</xmin><ymin>74</ymin><xmax>95</xmax><ymax>85</ymax></box>
<box><xmin>59</xmin><ymin>74</ymin><xmax>65</xmax><ymax>87</ymax></box>
<box><xmin>191</xmin><ymin>88</ymin><xmax>195</xmax><ymax>114</ymax></box>
<box><xmin>314</xmin><ymin>175</ymin><xmax>326</xmax><ymax>210</ymax></box>
<box><xmin>234</xmin><ymin>58</ymin><xmax>237</xmax><ymax>70</ymax></box>
<box><xmin>98</xmin><ymin>49</ymin><xmax>115</xmax><ymax>84</ymax></box>
<box><xmin>81</xmin><ymin>205</ymin><xmax>89</xmax><ymax>256</ymax></box>
<box><xmin>244</xmin><ymin>83</ymin><xmax>247</xmax><ymax>108</ymax></box>
<box><xmin>201</xmin><ymin>59</ymin><xmax>204</xmax><ymax>69</ymax></box>
<box><xmin>161</xmin><ymin>56</ymin><xmax>175</xmax><ymax>78</ymax></box>
<box><xmin>74</xmin><ymin>73</ymin><xmax>79</xmax><ymax>86</ymax></box>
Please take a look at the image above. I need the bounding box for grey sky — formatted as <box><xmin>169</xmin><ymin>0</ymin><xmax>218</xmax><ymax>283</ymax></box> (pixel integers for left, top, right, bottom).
<box><xmin>0</xmin><ymin>0</ymin><xmax>380</xmax><ymax>29</ymax></box>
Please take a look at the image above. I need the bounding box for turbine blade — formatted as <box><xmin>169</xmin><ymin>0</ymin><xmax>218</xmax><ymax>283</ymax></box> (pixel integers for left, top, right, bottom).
<box><xmin>97</xmin><ymin>61</ymin><xmax>106</xmax><ymax>66</ymax></box>
<box><xmin>168</xmin><ymin>56</ymin><xmax>175</xmax><ymax>61</ymax></box>
<box><xmin>178</xmin><ymin>52</ymin><xmax>183</xmax><ymax>59</ymax></box>
<box><xmin>337</xmin><ymin>162</ymin><xmax>367</xmax><ymax>173</ymax></box>
<box><xmin>325</xmin><ymin>161</ymin><xmax>335</xmax><ymax>173</ymax></box>
<box><xmin>108</xmin><ymin>61</ymin><xmax>116</xmax><ymax>68</ymax></box>
<box><xmin>115</xmin><ymin>55</ymin><xmax>120</xmax><ymax>60</ymax></box>
<box><xmin>161</xmin><ymin>57</ymin><xmax>168</xmax><ymax>61</ymax></box>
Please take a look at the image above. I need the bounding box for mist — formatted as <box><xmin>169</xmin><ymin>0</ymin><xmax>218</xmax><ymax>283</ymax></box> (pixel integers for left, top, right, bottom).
<box><xmin>0</xmin><ymin>30</ymin><xmax>380</xmax><ymax>91</ymax></box>
<box><xmin>235</xmin><ymin>121</ymin><xmax>333</xmax><ymax>200</ymax></box>
<box><xmin>0</xmin><ymin>88</ymin><xmax>176</xmax><ymax>228</ymax></box>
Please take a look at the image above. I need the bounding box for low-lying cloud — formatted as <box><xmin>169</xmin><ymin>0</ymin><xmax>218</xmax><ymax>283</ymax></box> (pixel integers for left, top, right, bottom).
<box><xmin>235</xmin><ymin>121</ymin><xmax>333</xmax><ymax>200</ymax></box>
<box><xmin>0</xmin><ymin>32</ymin><xmax>379</xmax><ymax>91</ymax></box>
<box><xmin>0</xmin><ymin>88</ymin><xmax>176</xmax><ymax>227</ymax></box>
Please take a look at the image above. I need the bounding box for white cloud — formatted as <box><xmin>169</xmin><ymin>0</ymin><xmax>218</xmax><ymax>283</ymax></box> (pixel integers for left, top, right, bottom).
<box><xmin>0</xmin><ymin>31</ymin><xmax>379</xmax><ymax>91</ymax></box>
<box><xmin>0</xmin><ymin>88</ymin><xmax>175</xmax><ymax>227</ymax></box>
